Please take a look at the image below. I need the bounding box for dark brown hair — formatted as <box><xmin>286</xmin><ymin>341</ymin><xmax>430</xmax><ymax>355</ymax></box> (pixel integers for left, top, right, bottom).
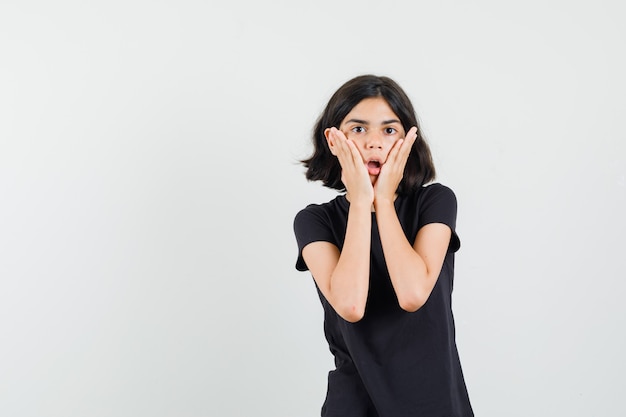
<box><xmin>301</xmin><ymin>75</ymin><xmax>436</xmax><ymax>194</ymax></box>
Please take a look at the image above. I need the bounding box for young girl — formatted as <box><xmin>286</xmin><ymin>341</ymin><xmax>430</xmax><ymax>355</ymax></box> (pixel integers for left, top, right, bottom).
<box><xmin>294</xmin><ymin>75</ymin><xmax>473</xmax><ymax>416</ymax></box>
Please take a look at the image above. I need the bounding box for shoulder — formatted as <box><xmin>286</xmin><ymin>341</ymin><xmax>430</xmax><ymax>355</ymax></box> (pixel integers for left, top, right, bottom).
<box><xmin>417</xmin><ymin>183</ymin><xmax>461</xmax><ymax>250</ymax></box>
<box><xmin>398</xmin><ymin>182</ymin><xmax>457</xmax><ymax>211</ymax></box>
<box><xmin>293</xmin><ymin>196</ymin><xmax>347</xmax><ymax>269</ymax></box>
<box><xmin>398</xmin><ymin>182</ymin><xmax>460</xmax><ymax>242</ymax></box>
<box><xmin>419</xmin><ymin>182</ymin><xmax>457</xmax><ymax>202</ymax></box>
<box><xmin>293</xmin><ymin>195</ymin><xmax>347</xmax><ymax>231</ymax></box>
<box><xmin>413</xmin><ymin>183</ymin><xmax>458</xmax><ymax>214</ymax></box>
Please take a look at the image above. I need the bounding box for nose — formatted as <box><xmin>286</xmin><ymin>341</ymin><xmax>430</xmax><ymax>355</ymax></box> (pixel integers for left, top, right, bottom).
<box><xmin>366</xmin><ymin>132</ymin><xmax>383</xmax><ymax>149</ymax></box>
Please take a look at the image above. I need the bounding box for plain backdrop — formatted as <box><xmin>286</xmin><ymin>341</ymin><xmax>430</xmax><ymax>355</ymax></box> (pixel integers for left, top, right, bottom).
<box><xmin>1</xmin><ymin>1</ymin><xmax>625</xmax><ymax>416</ymax></box>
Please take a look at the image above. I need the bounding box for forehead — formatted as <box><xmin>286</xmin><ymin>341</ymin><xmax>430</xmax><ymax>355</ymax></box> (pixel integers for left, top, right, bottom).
<box><xmin>341</xmin><ymin>97</ymin><xmax>399</xmax><ymax>124</ymax></box>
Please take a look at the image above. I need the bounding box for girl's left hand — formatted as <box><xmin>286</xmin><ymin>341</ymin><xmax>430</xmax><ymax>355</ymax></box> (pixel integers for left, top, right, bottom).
<box><xmin>374</xmin><ymin>126</ymin><xmax>418</xmax><ymax>204</ymax></box>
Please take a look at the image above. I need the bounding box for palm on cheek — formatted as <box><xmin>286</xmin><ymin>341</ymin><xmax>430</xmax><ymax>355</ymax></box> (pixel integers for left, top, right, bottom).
<box><xmin>374</xmin><ymin>127</ymin><xmax>418</xmax><ymax>203</ymax></box>
<box><xmin>327</xmin><ymin>128</ymin><xmax>374</xmax><ymax>204</ymax></box>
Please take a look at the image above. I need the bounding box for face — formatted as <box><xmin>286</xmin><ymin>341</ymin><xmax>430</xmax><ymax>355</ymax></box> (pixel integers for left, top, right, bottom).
<box><xmin>327</xmin><ymin>97</ymin><xmax>406</xmax><ymax>182</ymax></box>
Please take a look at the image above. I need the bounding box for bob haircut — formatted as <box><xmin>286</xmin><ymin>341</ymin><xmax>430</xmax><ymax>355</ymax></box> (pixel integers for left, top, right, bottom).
<box><xmin>302</xmin><ymin>75</ymin><xmax>436</xmax><ymax>194</ymax></box>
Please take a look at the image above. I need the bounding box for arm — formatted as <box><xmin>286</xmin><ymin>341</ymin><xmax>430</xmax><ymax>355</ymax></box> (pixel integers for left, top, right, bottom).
<box><xmin>373</xmin><ymin>127</ymin><xmax>451</xmax><ymax>311</ymax></box>
<box><xmin>374</xmin><ymin>203</ymin><xmax>451</xmax><ymax>312</ymax></box>
<box><xmin>302</xmin><ymin>200</ymin><xmax>371</xmax><ymax>323</ymax></box>
<box><xmin>302</xmin><ymin>127</ymin><xmax>374</xmax><ymax>323</ymax></box>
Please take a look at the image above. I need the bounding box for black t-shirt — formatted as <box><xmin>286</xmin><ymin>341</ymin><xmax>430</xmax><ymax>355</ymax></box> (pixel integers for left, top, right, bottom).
<box><xmin>294</xmin><ymin>183</ymin><xmax>473</xmax><ymax>417</ymax></box>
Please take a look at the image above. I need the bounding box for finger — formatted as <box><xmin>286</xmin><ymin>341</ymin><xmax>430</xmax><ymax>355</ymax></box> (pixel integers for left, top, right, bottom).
<box><xmin>383</xmin><ymin>127</ymin><xmax>417</xmax><ymax>172</ymax></box>
<box><xmin>331</xmin><ymin>128</ymin><xmax>364</xmax><ymax>169</ymax></box>
<box><xmin>385</xmin><ymin>137</ymin><xmax>405</xmax><ymax>165</ymax></box>
<box><xmin>396</xmin><ymin>126</ymin><xmax>418</xmax><ymax>163</ymax></box>
<box><xmin>400</xmin><ymin>127</ymin><xmax>417</xmax><ymax>151</ymax></box>
<box><xmin>406</xmin><ymin>126</ymin><xmax>418</xmax><ymax>141</ymax></box>
<box><xmin>328</xmin><ymin>127</ymin><xmax>341</xmax><ymax>149</ymax></box>
<box><xmin>329</xmin><ymin>127</ymin><xmax>345</xmax><ymax>144</ymax></box>
<box><xmin>343</xmin><ymin>136</ymin><xmax>365</xmax><ymax>166</ymax></box>
<box><xmin>329</xmin><ymin>128</ymin><xmax>351</xmax><ymax>164</ymax></box>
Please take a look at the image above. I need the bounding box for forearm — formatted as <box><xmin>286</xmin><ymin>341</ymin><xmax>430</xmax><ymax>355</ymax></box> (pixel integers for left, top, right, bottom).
<box><xmin>374</xmin><ymin>200</ymin><xmax>431</xmax><ymax>312</ymax></box>
<box><xmin>329</xmin><ymin>202</ymin><xmax>372</xmax><ymax>321</ymax></box>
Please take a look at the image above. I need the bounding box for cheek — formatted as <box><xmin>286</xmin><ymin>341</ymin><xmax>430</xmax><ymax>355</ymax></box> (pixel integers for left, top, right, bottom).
<box><xmin>384</xmin><ymin>138</ymin><xmax>397</xmax><ymax>150</ymax></box>
<box><xmin>381</xmin><ymin>138</ymin><xmax>399</xmax><ymax>158</ymax></box>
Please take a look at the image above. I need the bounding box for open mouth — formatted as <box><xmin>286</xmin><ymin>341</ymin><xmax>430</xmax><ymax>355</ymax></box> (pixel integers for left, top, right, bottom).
<box><xmin>366</xmin><ymin>160</ymin><xmax>382</xmax><ymax>175</ymax></box>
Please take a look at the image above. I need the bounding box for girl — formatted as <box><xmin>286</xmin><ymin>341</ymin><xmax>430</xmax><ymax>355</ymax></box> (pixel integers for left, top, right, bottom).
<box><xmin>294</xmin><ymin>75</ymin><xmax>473</xmax><ymax>416</ymax></box>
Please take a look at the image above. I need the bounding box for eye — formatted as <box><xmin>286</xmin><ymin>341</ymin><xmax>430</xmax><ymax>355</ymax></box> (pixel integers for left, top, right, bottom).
<box><xmin>384</xmin><ymin>127</ymin><xmax>398</xmax><ymax>135</ymax></box>
<box><xmin>351</xmin><ymin>126</ymin><xmax>365</xmax><ymax>133</ymax></box>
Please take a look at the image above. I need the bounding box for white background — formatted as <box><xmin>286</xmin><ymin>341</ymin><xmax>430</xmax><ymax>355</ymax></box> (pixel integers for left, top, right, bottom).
<box><xmin>1</xmin><ymin>1</ymin><xmax>625</xmax><ymax>416</ymax></box>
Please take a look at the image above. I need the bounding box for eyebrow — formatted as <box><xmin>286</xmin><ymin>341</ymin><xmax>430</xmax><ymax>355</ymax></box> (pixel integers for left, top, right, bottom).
<box><xmin>344</xmin><ymin>118</ymin><xmax>401</xmax><ymax>125</ymax></box>
<box><xmin>344</xmin><ymin>118</ymin><xmax>368</xmax><ymax>125</ymax></box>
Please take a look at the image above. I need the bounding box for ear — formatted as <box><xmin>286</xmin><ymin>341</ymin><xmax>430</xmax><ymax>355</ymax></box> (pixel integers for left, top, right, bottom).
<box><xmin>324</xmin><ymin>128</ymin><xmax>337</xmax><ymax>156</ymax></box>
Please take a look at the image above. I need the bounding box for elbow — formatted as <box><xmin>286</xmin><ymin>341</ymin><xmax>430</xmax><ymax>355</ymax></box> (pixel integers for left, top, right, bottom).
<box><xmin>396</xmin><ymin>275</ymin><xmax>436</xmax><ymax>312</ymax></box>
<box><xmin>398</xmin><ymin>298</ymin><xmax>425</xmax><ymax>313</ymax></box>
<box><xmin>337</xmin><ymin>303</ymin><xmax>366</xmax><ymax>323</ymax></box>
<box><xmin>397</xmin><ymin>292</ymin><xmax>429</xmax><ymax>313</ymax></box>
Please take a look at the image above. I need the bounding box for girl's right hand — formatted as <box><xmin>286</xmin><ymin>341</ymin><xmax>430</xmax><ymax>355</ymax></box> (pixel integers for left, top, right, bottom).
<box><xmin>327</xmin><ymin>127</ymin><xmax>374</xmax><ymax>206</ymax></box>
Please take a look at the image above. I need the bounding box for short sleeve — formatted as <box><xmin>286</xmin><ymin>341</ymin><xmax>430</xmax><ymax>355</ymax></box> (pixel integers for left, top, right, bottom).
<box><xmin>293</xmin><ymin>206</ymin><xmax>338</xmax><ymax>271</ymax></box>
<box><xmin>418</xmin><ymin>184</ymin><xmax>461</xmax><ymax>253</ymax></box>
